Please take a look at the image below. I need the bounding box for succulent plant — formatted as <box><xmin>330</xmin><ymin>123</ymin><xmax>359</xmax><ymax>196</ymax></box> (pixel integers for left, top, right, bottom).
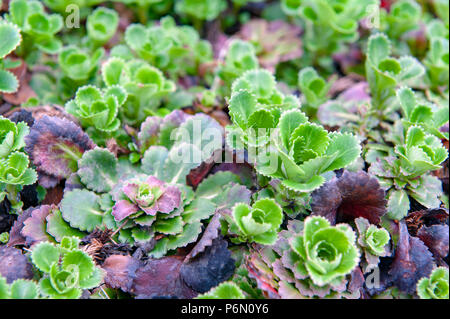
<box><xmin>417</xmin><ymin>267</ymin><xmax>449</xmax><ymax>299</ymax></box>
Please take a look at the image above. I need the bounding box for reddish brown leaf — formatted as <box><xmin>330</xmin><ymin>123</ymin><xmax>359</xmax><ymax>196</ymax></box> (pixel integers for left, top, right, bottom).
<box><xmin>388</xmin><ymin>221</ymin><xmax>434</xmax><ymax>294</ymax></box>
<box><xmin>311</xmin><ymin>170</ymin><xmax>387</xmax><ymax>225</ymax></box>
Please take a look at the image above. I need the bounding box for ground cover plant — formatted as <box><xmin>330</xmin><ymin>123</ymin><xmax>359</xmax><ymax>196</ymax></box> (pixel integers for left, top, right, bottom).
<box><xmin>0</xmin><ymin>0</ymin><xmax>448</xmax><ymax>300</ymax></box>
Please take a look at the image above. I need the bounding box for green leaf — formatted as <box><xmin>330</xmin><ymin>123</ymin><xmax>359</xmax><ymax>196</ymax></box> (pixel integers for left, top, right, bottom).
<box><xmin>367</xmin><ymin>33</ymin><xmax>391</xmax><ymax>65</ymax></box>
<box><xmin>10</xmin><ymin>280</ymin><xmax>38</xmax><ymax>299</ymax></box>
<box><xmin>397</xmin><ymin>87</ymin><xmax>416</xmax><ymax>119</ymax></box>
<box><xmin>31</xmin><ymin>242</ymin><xmax>60</xmax><ymax>273</ymax></box>
<box><xmin>324</xmin><ymin>133</ymin><xmax>361</xmax><ymax>171</ymax></box>
<box><xmin>0</xmin><ymin>69</ymin><xmax>19</xmax><ymax>93</ymax></box>
<box><xmin>87</xmin><ymin>7</ymin><xmax>119</xmax><ymax>44</ymax></box>
<box><xmin>417</xmin><ymin>267</ymin><xmax>449</xmax><ymax>299</ymax></box>
<box><xmin>228</xmin><ymin>90</ymin><xmax>257</xmax><ymax>130</ymax></box>
<box><xmin>196</xmin><ymin>282</ymin><xmax>245</xmax><ymax>299</ymax></box>
<box><xmin>60</xmin><ymin>189</ymin><xmax>104</xmax><ymax>232</ymax></box>
<box><xmin>387</xmin><ymin>189</ymin><xmax>410</xmax><ymax>220</ymax></box>
<box><xmin>0</xmin><ymin>21</ymin><xmax>22</xmax><ymax>59</ymax></box>
<box><xmin>79</xmin><ymin>267</ymin><xmax>104</xmax><ymax>290</ymax></box>
<box><xmin>153</xmin><ymin>216</ymin><xmax>184</xmax><ymax>235</ymax></box>
<box><xmin>141</xmin><ymin>146</ymin><xmax>169</xmax><ymax>179</ymax></box>
<box><xmin>78</xmin><ymin>148</ymin><xmax>118</xmax><ymax>193</ymax></box>
<box><xmin>279</xmin><ymin>109</ymin><xmax>308</xmax><ymax>150</ymax></box>
<box><xmin>46</xmin><ymin>209</ymin><xmax>86</xmax><ymax>242</ymax></box>
<box><xmin>62</xmin><ymin>250</ymin><xmax>95</xmax><ymax>282</ymax></box>
<box><xmin>183</xmin><ymin>197</ymin><xmax>217</xmax><ymax>224</ymax></box>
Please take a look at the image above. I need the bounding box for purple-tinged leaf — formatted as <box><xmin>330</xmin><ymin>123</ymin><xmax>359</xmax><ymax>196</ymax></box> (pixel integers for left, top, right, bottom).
<box><xmin>388</xmin><ymin>221</ymin><xmax>434</xmax><ymax>294</ymax></box>
<box><xmin>0</xmin><ymin>246</ymin><xmax>33</xmax><ymax>284</ymax></box>
<box><xmin>21</xmin><ymin>205</ymin><xmax>56</xmax><ymax>246</ymax></box>
<box><xmin>25</xmin><ymin>116</ymin><xmax>96</xmax><ymax>185</ymax></box>
<box><xmin>417</xmin><ymin>225</ymin><xmax>449</xmax><ymax>261</ymax></box>
<box><xmin>180</xmin><ymin>237</ymin><xmax>235</xmax><ymax>293</ymax></box>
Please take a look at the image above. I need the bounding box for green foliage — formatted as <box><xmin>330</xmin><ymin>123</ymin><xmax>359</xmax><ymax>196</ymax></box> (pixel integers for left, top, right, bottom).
<box><xmin>175</xmin><ymin>0</ymin><xmax>227</xmax><ymax>21</ymax></box>
<box><xmin>369</xmin><ymin>122</ymin><xmax>448</xmax><ymax>219</ymax></box>
<box><xmin>196</xmin><ymin>282</ymin><xmax>246</xmax><ymax>299</ymax></box>
<box><xmin>66</xmin><ymin>85</ymin><xmax>126</xmax><ymax>132</ymax></box>
<box><xmin>417</xmin><ymin>267</ymin><xmax>449</xmax><ymax>299</ymax></box>
<box><xmin>124</xmin><ymin>16</ymin><xmax>213</xmax><ymax>79</ymax></box>
<box><xmin>77</xmin><ymin>148</ymin><xmax>119</xmax><ymax>193</ymax></box>
<box><xmin>216</xmin><ymin>40</ymin><xmax>259</xmax><ymax>96</ymax></box>
<box><xmin>397</xmin><ymin>87</ymin><xmax>449</xmax><ymax>140</ymax></box>
<box><xmin>0</xmin><ymin>276</ymin><xmax>39</xmax><ymax>299</ymax></box>
<box><xmin>281</xmin><ymin>0</ymin><xmax>377</xmax><ymax>57</ymax></box>
<box><xmin>87</xmin><ymin>7</ymin><xmax>119</xmax><ymax>46</ymax></box>
<box><xmin>0</xmin><ymin>116</ymin><xmax>28</xmax><ymax>159</ymax></box>
<box><xmin>59</xmin><ymin>46</ymin><xmax>104</xmax><ymax>82</ymax></box>
<box><xmin>60</xmin><ymin>189</ymin><xmax>105</xmax><ymax>232</ymax></box>
<box><xmin>31</xmin><ymin>237</ymin><xmax>104</xmax><ymax>299</ymax></box>
<box><xmin>298</xmin><ymin>67</ymin><xmax>331</xmax><ymax>115</ymax></box>
<box><xmin>256</xmin><ymin>109</ymin><xmax>361</xmax><ymax>192</ymax></box>
<box><xmin>226</xmin><ymin>69</ymin><xmax>299</xmax><ymax>147</ymax></box>
<box><xmin>355</xmin><ymin>217</ymin><xmax>390</xmax><ymax>270</ymax></box>
<box><xmin>0</xmin><ymin>20</ymin><xmax>22</xmax><ymax>93</ymax></box>
<box><xmin>229</xmin><ymin>198</ymin><xmax>283</xmax><ymax>245</ymax></box>
<box><xmin>290</xmin><ymin>216</ymin><xmax>360</xmax><ymax>287</ymax></box>
<box><xmin>424</xmin><ymin>31</ymin><xmax>449</xmax><ymax>90</ymax></box>
<box><xmin>101</xmin><ymin>57</ymin><xmax>175</xmax><ymax>124</ymax></box>
<box><xmin>365</xmin><ymin>33</ymin><xmax>424</xmax><ymax>114</ymax></box>
<box><xmin>381</xmin><ymin>0</ymin><xmax>422</xmax><ymax>39</ymax></box>
<box><xmin>6</xmin><ymin>0</ymin><xmax>63</xmax><ymax>55</ymax></box>
<box><xmin>0</xmin><ymin>151</ymin><xmax>37</xmax><ymax>186</ymax></box>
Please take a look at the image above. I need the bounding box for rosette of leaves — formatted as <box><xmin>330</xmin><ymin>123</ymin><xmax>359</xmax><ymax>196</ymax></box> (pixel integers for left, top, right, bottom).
<box><xmin>31</xmin><ymin>237</ymin><xmax>104</xmax><ymax>299</ymax></box>
<box><xmin>175</xmin><ymin>0</ymin><xmax>227</xmax><ymax>22</ymax></box>
<box><xmin>369</xmin><ymin>125</ymin><xmax>448</xmax><ymax>220</ymax></box>
<box><xmin>381</xmin><ymin>0</ymin><xmax>422</xmax><ymax>40</ymax></box>
<box><xmin>140</xmin><ymin>144</ymin><xmax>251</xmax><ymax>256</ymax></box>
<box><xmin>226</xmin><ymin>198</ymin><xmax>283</xmax><ymax>245</ymax></box>
<box><xmin>255</xmin><ymin>109</ymin><xmax>361</xmax><ymax>193</ymax></box>
<box><xmin>86</xmin><ymin>7</ymin><xmax>119</xmax><ymax>47</ymax></box>
<box><xmin>59</xmin><ymin>46</ymin><xmax>104</xmax><ymax>82</ymax></box>
<box><xmin>0</xmin><ymin>20</ymin><xmax>22</xmax><ymax>93</ymax></box>
<box><xmin>290</xmin><ymin>216</ymin><xmax>360</xmax><ymax>287</ymax></box>
<box><xmin>124</xmin><ymin>16</ymin><xmax>213</xmax><ymax>79</ymax></box>
<box><xmin>216</xmin><ymin>40</ymin><xmax>259</xmax><ymax>97</ymax></box>
<box><xmin>57</xmin><ymin>149</ymin><xmax>141</xmax><ymax>236</ymax></box>
<box><xmin>397</xmin><ymin>87</ymin><xmax>449</xmax><ymax>140</ymax></box>
<box><xmin>226</xmin><ymin>69</ymin><xmax>300</xmax><ymax>148</ymax></box>
<box><xmin>365</xmin><ymin>33</ymin><xmax>424</xmax><ymax>115</ymax></box>
<box><xmin>281</xmin><ymin>0</ymin><xmax>377</xmax><ymax>58</ymax></box>
<box><xmin>298</xmin><ymin>67</ymin><xmax>331</xmax><ymax>117</ymax></box>
<box><xmin>196</xmin><ymin>282</ymin><xmax>245</xmax><ymax>299</ymax></box>
<box><xmin>424</xmin><ymin>28</ymin><xmax>449</xmax><ymax>90</ymax></box>
<box><xmin>245</xmin><ymin>219</ymin><xmax>361</xmax><ymax>298</ymax></box>
<box><xmin>0</xmin><ymin>116</ymin><xmax>28</xmax><ymax>159</ymax></box>
<box><xmin>6</xmin><ymin>0</ymin><xmax>63</xmax><ymax>55</ymax></box>
<box><xmin>0</xmin><ymin>275</ymin><xmax>39</xmax><ymax>299</ymax></box>
<box><xmin>0</xmin><ymin>152</ymin><xmax>37</xmax><ymax>186</ymax></box>
<box><xmin>355</xmin><ymin>217</ymin><xmax>390</xmax><ymax>271</ymax></box>
<box><xmin>65</xmin><ymin>85</ymin><xmax>127</xmax><ymax>133</ymax></box>
<box><xmin>416</xmin><ymin>267</ymin><xmax>449</xmax><ymax>299</ymax></box>
<box><xmin>237</xmin><ymin>19</ymin><xmax>303</xmax><ymax>73</ymax></box>
<box><xmin>101</xmin><ymin>57</ymin><xmax>175</xmax><ymax>124</ymax></box>
<box><xmin>111</xmin><ymin>175</ymin><xmax>183</xmax><ymax>239</ymax></box>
